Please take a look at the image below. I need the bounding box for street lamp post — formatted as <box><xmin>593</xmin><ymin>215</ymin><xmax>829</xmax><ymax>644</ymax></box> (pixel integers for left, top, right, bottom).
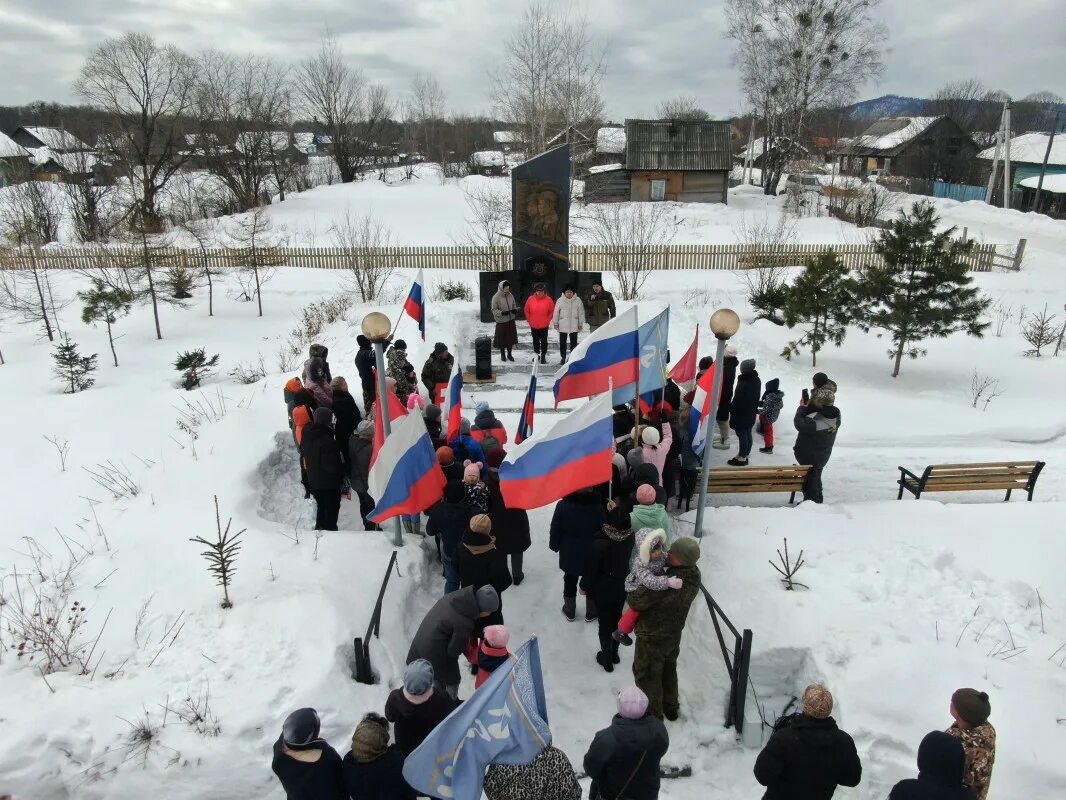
<box><xmin>361</xmin><ymin>311</ymin><xmax>403</xmax><ymax>547</ymax></box>
<box><xmin>693</xmin><ymin>308</ymin><xmax>741</xmax><ymax>539</ymax></box>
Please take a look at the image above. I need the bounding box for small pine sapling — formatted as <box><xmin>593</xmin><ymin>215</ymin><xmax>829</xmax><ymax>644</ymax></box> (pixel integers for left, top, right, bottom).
<box><xmin>780</xmin><ymin>249</ymin><xmax>854</xmax><ymax>366</ymax></box>
<box><xmin>770</xmin><ymin>537</ymin><xmax>808</xmax><ymax>590</ymax></box>
<box><xmin>190</xmin><ymin>496</ymin><xmax>244</xmax><ymax>609</ymax></box>
<box><xmin>51</xmin><ymin>335</ymin><xmax>98</xmax><ymax>393</ymax></box>
<box><xmin>1022</xmin><ymin>305</ymin><xmax>1059</xmax><ymax>357</ymax></box>
<box><xmin>79</xmin><ymin>280</ymin><xmax>133</xmax><ymax>367</ymax></box>
<box><xmin>175</xmin><ymin>348</ymin><xmax>220</xmax><ymax>390</ymax></box>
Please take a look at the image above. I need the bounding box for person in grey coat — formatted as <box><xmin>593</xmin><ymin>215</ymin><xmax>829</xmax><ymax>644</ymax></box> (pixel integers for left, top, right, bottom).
<box><xmin>491</xmin><ymin>280</ymin><xmax>519</xmax><ymax>361</ymax></box>
<box><xmin>793</xmin><ymin>389</ymin><xmax>841</xmax><ymax>504</ymax></box>
<box><xmin>406</xmin><ymin>585</ymin><xmax>500</xmax><ymax>699</ymax></box>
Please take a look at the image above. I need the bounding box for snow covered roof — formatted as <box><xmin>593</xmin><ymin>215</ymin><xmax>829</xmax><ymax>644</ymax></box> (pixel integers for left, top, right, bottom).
<box><xmin>587</xmin><ymin>162</ymin><xmax>623</xmax><ymax>174</ymax></box>
<box><xmin>493</xmin><ymin>131</ymin><xmax>520</xmax><ymax>144</ymax></box>
<box><xmin>293</xmin><ymin>132</ymin><xmax>316</xmax><ymax>151</ymax></box>
<box><xmin>977</xmin><ymin>132</ymin><xmax>1066</xmax><ymax>166</ymax></box>
<box><xmin>17</xmin><ymin>126</ymin><xmax>89</xmax><ymax>152</ymax></box>
<box><xmin>1019</xmin><ymin>173</ymin><xmax>1066</xmax><ymax>194</ymax></box>
<box><xmin>26</xmin><ymin>147</ymin><xmax>97</xmax><ymax>172</ymax></box>
<box><xmin>0</xmin><ymin>131</ymin><xmax>29</xmax><ymax>159</ymax></box>
<box><xmin>470</xmin><ymin>150</ymin><xmax>506</xmax><ymax>168</ymax></box>
<box><xmin>734</xmin><ymin>136</ymin><xmax>809</xmax><ymax>160</ymax></box>
<box><xmin>596</xmin><ymin>126</ymin><xmax>626</xmax><ymax>154</ymax></box>
<box><xmin>840</xmin><ymin>117</ymin><xmax>942</xmax><ymax>155</ymax></box>
<box><xmin>234</xmin><ymin>131</ymin><xmax>291</xmax><ymax>154</ymax></box>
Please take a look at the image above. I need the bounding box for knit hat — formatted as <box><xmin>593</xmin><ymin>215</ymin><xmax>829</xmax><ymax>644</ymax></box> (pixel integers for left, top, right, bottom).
<box><xmin>469</xmin><ymin>513</ymin><xmax>492</xmax><ymax>535</ymax></box>
<box><xmin>444</xmin><ymin>481</ymin><xmax>465</xmax><ymax>503</ymax></box>
<box><xmin>636</xmin><ymin>484</ymin><xmax>657</xmax><ymax>505</ymax></box>
<box><xmin>486</xmin><ymin>450</ymin><xmax>506</xmax><ymax>470</ymax></box>
<box><xmin>612</xmin><ymin>452</ymin><xmax>627</xmax><ymax>476</ymax></box>
<box><xmin>460</xmin><ymin>417</ymin><xmax>472</xmax><ymax>435</ymax></box>
<box><xmin>740</xmin><ymin>358</ymin><xmax>756</xmax><ymax>374</ymax></box>
<box><xmin>641</xmin><ymin>427</ymin><xmax>661</xmax><ymax>446</ymax></box>
<box><xmin>669</xmin><ymin>537</ymin><xmax>701</xmax><ymax>567</ymax></box>
<box><xmin>352</xmin><ymin>713</ymin><xmax>389</xmax><ymax>762</ymax></box>
<box><xmin>810</xmin><ymin>387</ymin><xmax>836</xmax><ymax>408</ymax></box>
<box><xmin>916</xmin><ymin>730</ymin><xmax>967</xmax><ymax>787</ymax></box>
<box><xmin>403</xmin><ymin>659</ymin><xmax>434</xmax><ymax>696</ymax></box>
<box><xmin>424</xmin><ymin>403</ymin><xmax>442</xmax><ymax>421</ymax></box>
<box><xmin>313</xmin><ymin>407</ymin><xmax>334</xmax><ymax>426</ymax></box>
<box><xmin>407</xmin><ymin>393</ymin><xmax>426</xmax><ymax>411</ymax></box>
<box><xmin>356</xmin><ymin>420</ymin><xmax>374</xmax><ymax>437</ymax></box>
<box><xmin>724</xmin><ymin>344</ymin><xmax>738</xmax><ymax>357</ymax></box>
<box><xmin>812</xmin><ymin>372</ymin><xmax>829</xmax><ymax>388</ymax></box>
<box><xmin>534</xmin><ymin>282</ymin><xmax>546</xmax><ymax>291</ymax></box>
<box><xmin>476</xmin><ymin>585</ymin><xmax>500</xmax><ymax>613</ymax></box>
<box><xmin>617</xmin><ymin>686</ymin><xmax>649</xmax><ymax>720</ymax></box>
<box><xmin>698</xmin><ymin>356</ymin><xmax>713</xmax><ymax>371</ymax></box>
<box><xmin>474</xmin><ymin>400</ymin><xmax>490</xmax><ymax>415</ymax></box>
<box><xmin>483</xmin><ymin>624</ymin><xmax>510</xmax><ymax>649</ymax></box>
<box><xmin>281</xmin><ymin>708</ymin><xmax>322</xmax><ymax>751</ymax></box>
<box><xmin>432</xmin><ymin>342</ymin><xmax>449</xmax><ymax>355</ymax></box>
<box><xmin>464</xmin><ymin>460</ymin><xmax>482</xmax><ymax>482</ymax></box>
<box><xmin>951</xmin><ymin>688</ymin><xmax>991</xmax><ymax>726</ymax></box>
<box><xmin>626</xmin><ymin>448</ymin><xmax>645</xmax><ymax>470</ymax></box>
<box><xmin>436</xmin><ymin>446</ymin><xmax>455</xmax><ymax>465</ymax></box>
<box><xmin>357</xmin><ymin>335</ymin><xmax>370</xmax><ymax>347</ymax></box>
<box><xmin>392</xmin><ymin>339</ymin><xmax>407</xmax><ymax>351</ymax></box>
<box><xmin>802</xmin><ymin>684</ymin><xmax>834</xmax><ymax>719</ymax></box>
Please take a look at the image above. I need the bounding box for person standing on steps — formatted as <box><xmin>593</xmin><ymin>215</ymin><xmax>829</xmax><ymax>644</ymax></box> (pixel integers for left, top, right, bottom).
<box><xmin>349</xmin><ymin>420</ymin><xmax>378</xmax><ymax>531</ymax></box>
<box><xmin>386</xmin><ymin>339</ymin><xmax>415</xmax><ymax>405</ymax></box>
<box><xmin>583</xmin><ymin>686</ymin><xmax>670</xmax><ymax>800</ymax></box>
<box><xmin>271</xmin><ymin>707</ymin><xmax>347</xmax><ymax>800</ymax></box>
<box><xmin>300</xmin><ymin>407</ymin><xmax>348</xmax><ymax>531</ymax></box>
<box><xmin>549</xmin><ymin>487</ymin><xmax>605</xmax><ymax>622</ymax></box>
<box><xmin>491</xmin><ymin>280</ymin><xmax>519</xmax><ymax>362</ymax></box>
<box><xmin>585</xmin><ymin>280</ymin><xmax>617</xmax><ymax>332</ymax></box>
<box><xmin>888</xmin><ymin>731</ymin><xmax>976</xmax><ymax>800</ymax></box>
<box><xmin>946</xmin><ymin>688</ymin><xmax>996</xmax><ymax>800</ymax></box>
<box><xmin>753</xmin><ymin>683</ymin><xmax>862</xmax><ymax>800</ymax></box>
<box><xmin>355</xmin><ymin>335</ymin><xmax>377</xmax><ymax>414</ymax></box>
<box><xmin>553</xmin><ymin>284</ymin><xmax>586</xmax><ymax>364</ymax></box>
<box><xmin>485</xmin><ymin>450</ymin><xmax>530</xmax><ymax>585</ymax></box>
<box><xmin>793</xmin><ymin>388</ymin><xmax>841</xmax><ymax>504</ymax></box>
<box><xmin>713</xmin><ymin>345</ymin><xmax>739</xmax><ymax>449</ymax></box>
<box><xmin>580</xmin><ymin>506</ymin><xmax>634</xmax><ymax>673</ymax></box>
<box><xmin>523</xmin><ymin>282</ymin><xmax>555</xmax><ymax>365</ymax></box>
<box><xmin>421</xmin><ymin>343</ymin><xmax>453</xmax><ymax>400</ymax></box>
<box><xmin>728</xmin><ymin>359</ymin><xmax>761</xmax><ymax>466</ymax></box>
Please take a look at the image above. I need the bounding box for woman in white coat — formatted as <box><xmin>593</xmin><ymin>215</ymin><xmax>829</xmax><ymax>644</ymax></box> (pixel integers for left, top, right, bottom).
<box><xmin>553</xmin><ymin>284</ymin><xmax>586</xmax><ymax>364</ymax></box>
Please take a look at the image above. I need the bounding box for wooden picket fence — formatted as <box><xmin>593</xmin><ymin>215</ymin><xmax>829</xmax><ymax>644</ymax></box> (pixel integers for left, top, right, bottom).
<box><xmin>0</xmin><ymin>240</ymin><xmax>1003</xmax><ymax>273</ymax></box>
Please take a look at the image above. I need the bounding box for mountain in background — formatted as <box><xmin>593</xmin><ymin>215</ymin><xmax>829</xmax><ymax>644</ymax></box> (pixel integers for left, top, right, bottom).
<box><xmin>846</xmin><ymin>94</ymin><xmax>928</xmax><ymax>119</ymax></box>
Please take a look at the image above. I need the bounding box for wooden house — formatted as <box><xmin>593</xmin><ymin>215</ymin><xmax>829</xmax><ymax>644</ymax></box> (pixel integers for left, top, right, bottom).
<box><xmin>837</xmin><ymin>116</ymin><xmax>977</xmax><ymax>182</ymax></box>
<box><xmin>469</xmin><ymin>150</ymin><xmax>507</xmax><ymax>177</ymax></box>
<box><xmin>0</xmin><ymin>131</ymin><xmax>31</xmax><ymax>187</ymax></box>
<box><xmin>11</xmin><ymin>126</ymin><xmax>91</xmax><ymax>153</ymax></box>
<box><xmin>584</xmin><ymin>119</ymin><xmax>732</xmax><ymax>204</ymax></box>
<box><xmin>975</xmin><ymin>132</ymin><xmax>1066</xmax><ymax>189</ymax></box>
<box><xmin>734</xmin><ymin>136</ymin><xmax>810</xmax><ymax>169</ymax></box>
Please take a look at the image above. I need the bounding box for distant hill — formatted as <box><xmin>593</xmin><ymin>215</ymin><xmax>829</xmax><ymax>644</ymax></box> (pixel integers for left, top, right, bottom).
<box><xmin>846</xmin><ymin>95</ymin><xmax>927</xmax><ymax>119</ymax></box>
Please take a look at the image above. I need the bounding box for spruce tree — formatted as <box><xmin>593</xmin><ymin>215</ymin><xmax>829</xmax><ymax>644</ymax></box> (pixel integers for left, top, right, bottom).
<box><xmin>79</xmin><ymin>281</ymin><xmax>133</xmax><ymax>367</ymax></box>
<box><xmin>52</xmin><ymin>335</ymin><xmax>98</xmax><ymax>393</ymax></box>
<box><xmin>853</xmin><ymin>201</ymin><xmax>991</xmax><ymax>377</ymax></box>
<box><xmin>175</xmin><ymin>348</ymin><xmax>220</xmax><ymax>390</ymax></box>
<box><xmin>781</xmin><ymin>249</ymin><xmax>853</xmax><ymax>366</ymax></box>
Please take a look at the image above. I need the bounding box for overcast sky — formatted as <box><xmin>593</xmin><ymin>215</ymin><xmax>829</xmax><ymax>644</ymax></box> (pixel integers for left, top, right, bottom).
<box><xmin>0</xmin><ymin>0</ymin><xmax>1062</xmax><ymax>118</ymax></box>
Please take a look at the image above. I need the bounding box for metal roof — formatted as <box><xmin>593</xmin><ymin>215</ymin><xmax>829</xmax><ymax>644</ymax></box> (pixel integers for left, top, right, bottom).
<box><xmin>625</xmin><ymin>119</ymin><xmax>732</xmax><ymax>171</ymax></box>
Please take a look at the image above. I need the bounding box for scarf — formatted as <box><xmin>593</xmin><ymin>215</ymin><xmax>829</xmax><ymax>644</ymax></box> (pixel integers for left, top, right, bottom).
<box><xmin>603</xmin><ymin>525</ymin><xmax>632</xmax><ymax>543</ymax></box>
<box><xmin>464</xmin><ymin>536</ymin><xmax>497</xmax><ymax>555</ymax></box>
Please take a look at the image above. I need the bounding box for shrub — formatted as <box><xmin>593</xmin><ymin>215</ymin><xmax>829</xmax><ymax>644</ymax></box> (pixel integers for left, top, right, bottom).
<box><xmin>433</xmin><ymin>280</ymin><xmax>474</xmax><ymax>302</ymax></box>
<box><xmin>175</xmin><ymin>348</ymin><xmax>220</xmax><ymax>390</ymax></box>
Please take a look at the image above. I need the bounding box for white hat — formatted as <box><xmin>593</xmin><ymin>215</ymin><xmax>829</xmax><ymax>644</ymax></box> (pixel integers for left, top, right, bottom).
<box><xmin>641</xmin><ymin>427</ymin><xmax>661</xmax><ymax>446</ymax></box>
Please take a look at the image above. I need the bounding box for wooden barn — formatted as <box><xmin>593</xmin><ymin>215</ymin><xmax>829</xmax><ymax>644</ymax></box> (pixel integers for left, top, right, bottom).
<box><xmin>837</xmin><ymin>116</ymin><xmax>977</xmax><ymax>182</ymax></box>
<box><xmin>0</xmin><ymin>131</ymin><xmax>30</xmax><ymax>187</ymax></box>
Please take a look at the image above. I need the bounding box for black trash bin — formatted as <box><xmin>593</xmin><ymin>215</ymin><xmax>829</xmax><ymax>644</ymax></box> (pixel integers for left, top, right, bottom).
<box><xmin>474</xmin><ymin>335</ymin><xmax>493</xmax><ymax>380</ymax></box>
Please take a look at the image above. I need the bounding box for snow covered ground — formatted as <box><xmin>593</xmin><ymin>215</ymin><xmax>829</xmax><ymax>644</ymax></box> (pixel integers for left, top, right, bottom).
<box><xmin>1</xmin><ymin>184</ymin><xmax>1065</xmax><ymax>799</ymax></box>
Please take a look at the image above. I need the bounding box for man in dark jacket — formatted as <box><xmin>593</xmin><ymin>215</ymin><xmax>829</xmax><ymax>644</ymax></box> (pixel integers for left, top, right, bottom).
<box><xmin>355</xmin><ymin>335</ymin><xmax>377</xmax><ymax>414</ymax></box>
<box><xmin>754</xmin><ymin>683</ymin><xmax>861</xmax><ymax>800</ymax></box>
<box><xmin>793</xmin><ymin>389</ymin><xmax>841</xmax><ymax>504</ymax></box>
<box><xmin>629</xmin><ymin>537</ymin><xmax>701</xmax><ymax>720</ymax></box>
<box><xmin>485</xmin><ymin>450</ymin><xmax>530</xmax><ymax>584</ymax></box>
<box><xmin>407</xmin><ymin>584</ymin><xmax>499</xmax><ymax>699</ymax></box>
<box><xmin>584</xmin><ymin>685</ymin><xmax>669</xmax><ymax>800</ymax></box>
<box><xmin>580</xmin><ymin>507</ymin><xmax>633</xmax><ymax>672</ymax></box>
<box><xmin>329</xmin><ymin>376</ymin><xmax>362</xmax><ymax>465</ymax></box>
<box><xmin>713</xmin><ymin>347</ymin><xmax>739</xmax><ymax>450</ymax></box>
<box><xmin>584</xmin><ymin>281</ymin><xmax>617</xmax><ymax>330</ymax></box>
<box><xmin>889</xmin><ymin>731</ymin><xmax>977</xmax><ymax>800</ymax></box>
<box><xmin>728</xmin><ymin>359</ymin><xmax>762</xmax><ymax>466</ymax></box>
<box><xmin>384</xmin><ymin>659</ymin><xmax>455</xmax><ymax>757</ymax></box>
<box><xmin>454</xmin><ymin>514</ymin><xmax>512</xmax><ymax>629</ymax></box>
<box><xmin>349</xmin><ymin>420</ymin><xmax>377</xmax><ymax>531</ymax></box>
<box><xmin>300</xmin><ymin>407</ymin><xmax>348</xmax><ymax>531</ymax></box>
<box><xmin>426</xmin><ymin>481</ymin><xmax>474</xmax><ymax>591</ymax></box>
<box><xmin>549</xmin><ymin>488</ymin><xmax>606</xmax><ymax>622</ymax></box>
<box><xmin>271</xmin><ymin>707</ymin><xmax>347</xmax><ymax>800</ymax></box>
<box><xmin>421</xmin><ymin>343</ymin><xmax>453</xmax><ymax>398</ymax></box>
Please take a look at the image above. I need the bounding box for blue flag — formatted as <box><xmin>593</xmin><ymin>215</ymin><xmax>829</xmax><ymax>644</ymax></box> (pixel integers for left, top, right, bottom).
<box><xmin>402</xmin><ymin>637</ymin><xmax>551</xmax><ymax>799</ymax></box>
<box><xmin>617</xmin><ymin>306</ymin><xmax>670</xmax><ymax>405</ymax></box>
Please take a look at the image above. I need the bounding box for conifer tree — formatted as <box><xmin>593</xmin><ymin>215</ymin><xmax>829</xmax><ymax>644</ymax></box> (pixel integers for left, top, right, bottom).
<box><xmin>52</xmin><ymin>335</ymin><xmax>98</xmax><ymax>393</ymax></box>
<box><xmin>175</xmin><ymin>348</ymin><xmax>220</xmax><ymax>390</ymax></box>
<box><xmin>79</xmin><ymin>281</ymin><xmax>133</xmax><ymax>367</ymax></box>
<box><xmin>853</xmin><ymin>201</ymin><xmax>990</xmax><ymax>377</ymax></box>
<box><xmin>781</xmin><ymin>249</ymin><xmax>853</xmax><ymax>366</ymax></box>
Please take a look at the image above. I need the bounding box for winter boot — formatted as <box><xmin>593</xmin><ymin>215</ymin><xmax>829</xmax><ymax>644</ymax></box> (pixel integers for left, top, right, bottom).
<box><xmin>759</xmin><ymin>446</ymin><xmax>773</xmax><ymax>454</ymax></box>
<box><xmin>611</xmin><ymin>629</ymin><xmax>633</xmax><ymax>646</ymax></box>
<box><xmin>539</xmin><ymin>353</ymin><xmax>547</xmax><ymax>364</ymax></box>
<box><xmin>585</xmin><ymin>596</ymin><xmax>598</xmax><ymax>623</ymax></box>
<box><xmin>727</xmin><ymin>456</ymin><xmax>748</xmax><ymax>466</ymax></box>
<box><xmin>506</xmin><ymin>349</ymin><xmax>514</xmax><ymax>362</ymax></box>
<box><xmin>562</xmin><ymin>595</ymin><xmax>576</xmax><ymax>622</ymax></box>
<box><xmin>712</xmin><ymin>439</ymin><xmax>731</xmax><ymax>450</ymax></box>
<box><xmin>596</xmin><ymin>635</ymin><xmax>614</xmax><ymax>672</ymax></box>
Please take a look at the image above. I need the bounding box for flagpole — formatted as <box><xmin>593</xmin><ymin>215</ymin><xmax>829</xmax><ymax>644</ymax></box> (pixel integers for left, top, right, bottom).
<box><xmin>362</xmin><ymin>312</ymin><xmax>404</xmax><ymax>548</ymax></box>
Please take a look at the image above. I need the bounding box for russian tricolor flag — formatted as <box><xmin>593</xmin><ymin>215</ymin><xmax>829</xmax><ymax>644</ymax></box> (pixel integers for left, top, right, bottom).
<box><xmin>553</xmin><ymin>306</ymin><xmax>640</xmax><ymax>406</ymax></box>
<box><xmin>371</xmin><ymin>388</ymin><xmax>409</xmax><ymax>467</ymax></box>
<box><xmin>689</xmin><ymin>362</ymin><xmax>717</xmax><ymax>457</ymax></box>
<box><xmin>368</xmin><ymin>412</ymin><xmax>447</xmax><ymax>523</ymax></box>
<box><xmin>498</xmin><ymin>392</ymin><xmax>614</xmax><ymax>509</ymax></box>
<box><xmin>514</xmin><ymin>361</ymin><xmax>537</xmax><ymax>445</ymax></box>
<box><xmin>444</xmin><ymin>357</ymin><xmax>463</xmax><ymax>441</ymax></box>
<box><xmin>403</xmin><ymin>269</ymin><xmax>426</xmax><ymax>341</ymax></box>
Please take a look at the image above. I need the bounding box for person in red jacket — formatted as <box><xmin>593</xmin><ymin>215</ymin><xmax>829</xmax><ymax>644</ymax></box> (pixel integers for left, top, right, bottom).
<box><xmin>523</xmin><ymin>283</ymin><xmax>555</xmax><ymax>365</ymax></box>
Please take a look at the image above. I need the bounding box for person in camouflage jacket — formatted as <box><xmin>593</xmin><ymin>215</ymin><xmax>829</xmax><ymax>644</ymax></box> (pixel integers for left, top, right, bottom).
<box><xmin>947</xmin><ymin>688</ymin><xmax>996</xmax><ymax>800</ymax></box>
<box><xmin>386</xmin><ymin>341</ymin><xmax>414</xmax><ymax>404</ymax></box>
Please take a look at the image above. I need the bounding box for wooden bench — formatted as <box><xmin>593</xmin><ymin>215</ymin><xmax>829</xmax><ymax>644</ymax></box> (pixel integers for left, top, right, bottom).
<box><xmin>896</xmin><ymin>461</ymin><xmax>1046</xmax><ymax>502</ymax></box>
<box><xmin>702</xmin><ymin>464</ymin><xmax>812</xmax><ymax>504</ymax></box>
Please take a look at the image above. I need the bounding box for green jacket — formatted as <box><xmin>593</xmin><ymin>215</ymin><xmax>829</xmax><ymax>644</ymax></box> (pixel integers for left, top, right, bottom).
<box><xmin>585</xmin><ymin>290</ymin><xmax>617</xmax><ymax>327</ymax></box>
<box><xmin>629</xmin><ymin>504</ymin><xmax>671</xmax><ymax>545</ymax></box>
<box><xmin>627</xmin><ymin>564</ymin><xmax>701</xmax><ymax>642</ymax></box>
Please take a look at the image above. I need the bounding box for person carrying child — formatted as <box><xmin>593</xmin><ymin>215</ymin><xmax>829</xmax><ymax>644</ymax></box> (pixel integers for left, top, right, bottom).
<box><xmin>462</xmin><ymin>460</ymin><xmax>490</xmax><ymax>513</ymax></box>
<box><xmin>611</xmin><ymin>528</ymin><xmax>683</xmax><ymax>647</ymax></box>
<box><xmin>757</xmin><ymin>378</ymin><xmax>785</xmax><ymax>454</ymax></box>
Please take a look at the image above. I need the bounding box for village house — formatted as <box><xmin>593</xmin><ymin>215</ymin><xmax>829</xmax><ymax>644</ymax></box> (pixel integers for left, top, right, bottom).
<box><xmin>733</xmin><ymin>136</ymin><xmax>810</xmax><ymax>169</ymax></box>
<box><xmin>0</xmin><ymin>131</ymin><xmax>31</xmax><ymax>187</ymax></box>
<box><xmin>492</xmin><ymin>131</ymin><xmax>525</xmax><ymax>154</ymax></box>
<box><xmin>10</xmin><ymin>126</ymin><xmax>91</xmax><ymax>153</ymax></box>
<box><xmin>469</xmin><ymin>150</ymin><xmax>507</xmax><ymax>177</ymax></box>
<box><xmin>583</xmin><ymin>118</ymin><xmax>732</xmax><ymax>204</ymax></box>
<box><xmin>836</xmin><ymin>115</ymin><xmax>978</xmax><ymax>182</ymax></box>
<box><xmin>975</xmin><ymin>132</ymin><xmax>1066</xmax><ymax>190</ymax></box>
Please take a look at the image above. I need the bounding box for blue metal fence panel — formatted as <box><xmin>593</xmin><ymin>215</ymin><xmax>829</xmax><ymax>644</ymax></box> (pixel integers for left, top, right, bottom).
<box><xmin>933</xmin><ymin>181</ymin><xmax>986</xmax><ymax>202</ymax></box>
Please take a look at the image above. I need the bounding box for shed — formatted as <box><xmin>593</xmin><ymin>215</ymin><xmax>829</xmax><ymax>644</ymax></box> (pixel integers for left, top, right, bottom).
<box><xmin>1019</xmin><ymin>173</ymin><xmax>1066</xmax><ymax>218</ymax></box>
<box><xmin>469</xmin><ymin>150</ymin><xmax>507</xmax><ymax>176</ymax></box>
<box><xmin>976</xmin><ymin>132</ymin><xmax>1066</xmax><ymax>189</ymax></box>
<box><xmin>623</xmin><ymin>118</ymin><xmax>732</xmax><ymax>203</ymax></box>
<box><xmin>837</xmin><ymin>116</ymin><xmax>978</xmax><ymax>182</ymax></box>
<box><xmin>0</xmin><ymin>131</ymin><xmax>31</xmax><ymax>187</ymax></box>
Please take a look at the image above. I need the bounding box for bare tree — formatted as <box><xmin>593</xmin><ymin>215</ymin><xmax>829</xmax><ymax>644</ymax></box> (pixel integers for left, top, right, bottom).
<box><xmin>75</xmin><ymin>32</ymin><xmax>198</xmax><ymax>232</ymax></box>
<box><xmin>331</xmin><ymin>211</ymin><xmax>399</xmax><ymax>301</ymax></box>
<box><xmin>727</xmin><ymin>0</ymin><xmax>886</xmax><ymax>194</ymax></box>
<box><xmin>456</xmin><ymin>183</ymin><xmax>511</xmax><ymax>270</ymax></box>
<box><xmin>0</xmin><ymin>168</ymin><xmax>61</xmax><ymax>247</ymax></box>
<box><xmin>226</xmin><ymin>206</ymin><xmax>284</xmax><ymax>317</ymax></box>
<box><xmin>927</xmin><ymin>79</ymin><xmax>997</xmax><ymax>135</ymax></box>
<box><xmin>60</xmin><ymin>150</ymin><xmax>123</xmax><ymax>243</ymax></box>
<box><xmin>0</xmin><ymin>258</ymin><xmax>67</xmax><ymax>342</ymax></box>
<box><xmin>735</xmin><ymin>213</ymin><xmax>798</xmax><ymax>324</ymax></box>
<box><xmin>656</xmin><ymin>95</ymin><xmax>710</xmax><ymax>120</ymax></box>
<box><xmin>577</xmin><ymin>203</ymin><xmax>678</xmax><ymax>300</ymax></box>
<box><xmin>407</xmin><ymin>72</ymin><xmax>447</xmax><ymax>156</ymax></box>
<box><xmin>969</xmin><ymin>370</ymin><xmax>1003</xmax><ymax>411</ymax></box>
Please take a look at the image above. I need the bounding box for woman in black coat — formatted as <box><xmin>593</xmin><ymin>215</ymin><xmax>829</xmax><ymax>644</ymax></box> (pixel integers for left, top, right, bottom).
<box><xmin>579</xmin><ymin>507</ymin><xmax>633</xmax><ymax>673</ymax></box>
<box><xmin>549</xmin><ymin>488</ymin><xmax>606</xmax><ymax>623</ymax></box>
<box><xmin>715</xmin><ymin>350</ymin><xmax>739</xmax><ymax>448</ymax></box>
<box><xmin>341</xmin><ymin>713</ymin><xmax>417</xmax><ymax>800</ymax></box>
<box><xmin>453</xmin><ymin>516</ymin><xmax>512</xmax><ymax>629</ymax></box>
<box><xmin>728</xmin><ymin>359</ymin><xmax>762</xmax><ymax>466</ymax></box>
<box><xmin>485</xmin><ymin>455</ymin><xmax>531</xmax><ymax>585</ymax></box>
<box><xmin>329</xmin><ymin>377</ymin><xmax>362</xmax><ymax>465</ymax></box>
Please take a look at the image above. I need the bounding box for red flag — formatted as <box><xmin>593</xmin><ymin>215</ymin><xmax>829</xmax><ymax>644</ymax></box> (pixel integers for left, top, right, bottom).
<box><xmin>668</xmin><ymin>325</ymin><xmax>699</xmax><ymax>383</ymax></box>
<box><xmin>371</xmin><ymin>378</ymin><xmax>410</xmax><ymax>467</ymax></box>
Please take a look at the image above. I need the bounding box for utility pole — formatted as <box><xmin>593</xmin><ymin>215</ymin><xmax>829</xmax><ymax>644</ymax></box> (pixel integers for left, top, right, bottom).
<box><xmin>1003</xmin><ymin>101</ymin><xmax>1012</xmax><ymax>210</ymax></box>
<box><xmin>1033</xmin><ymin>111</ymin><xmax>1062</xmax><ymax>214</ymax></box>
